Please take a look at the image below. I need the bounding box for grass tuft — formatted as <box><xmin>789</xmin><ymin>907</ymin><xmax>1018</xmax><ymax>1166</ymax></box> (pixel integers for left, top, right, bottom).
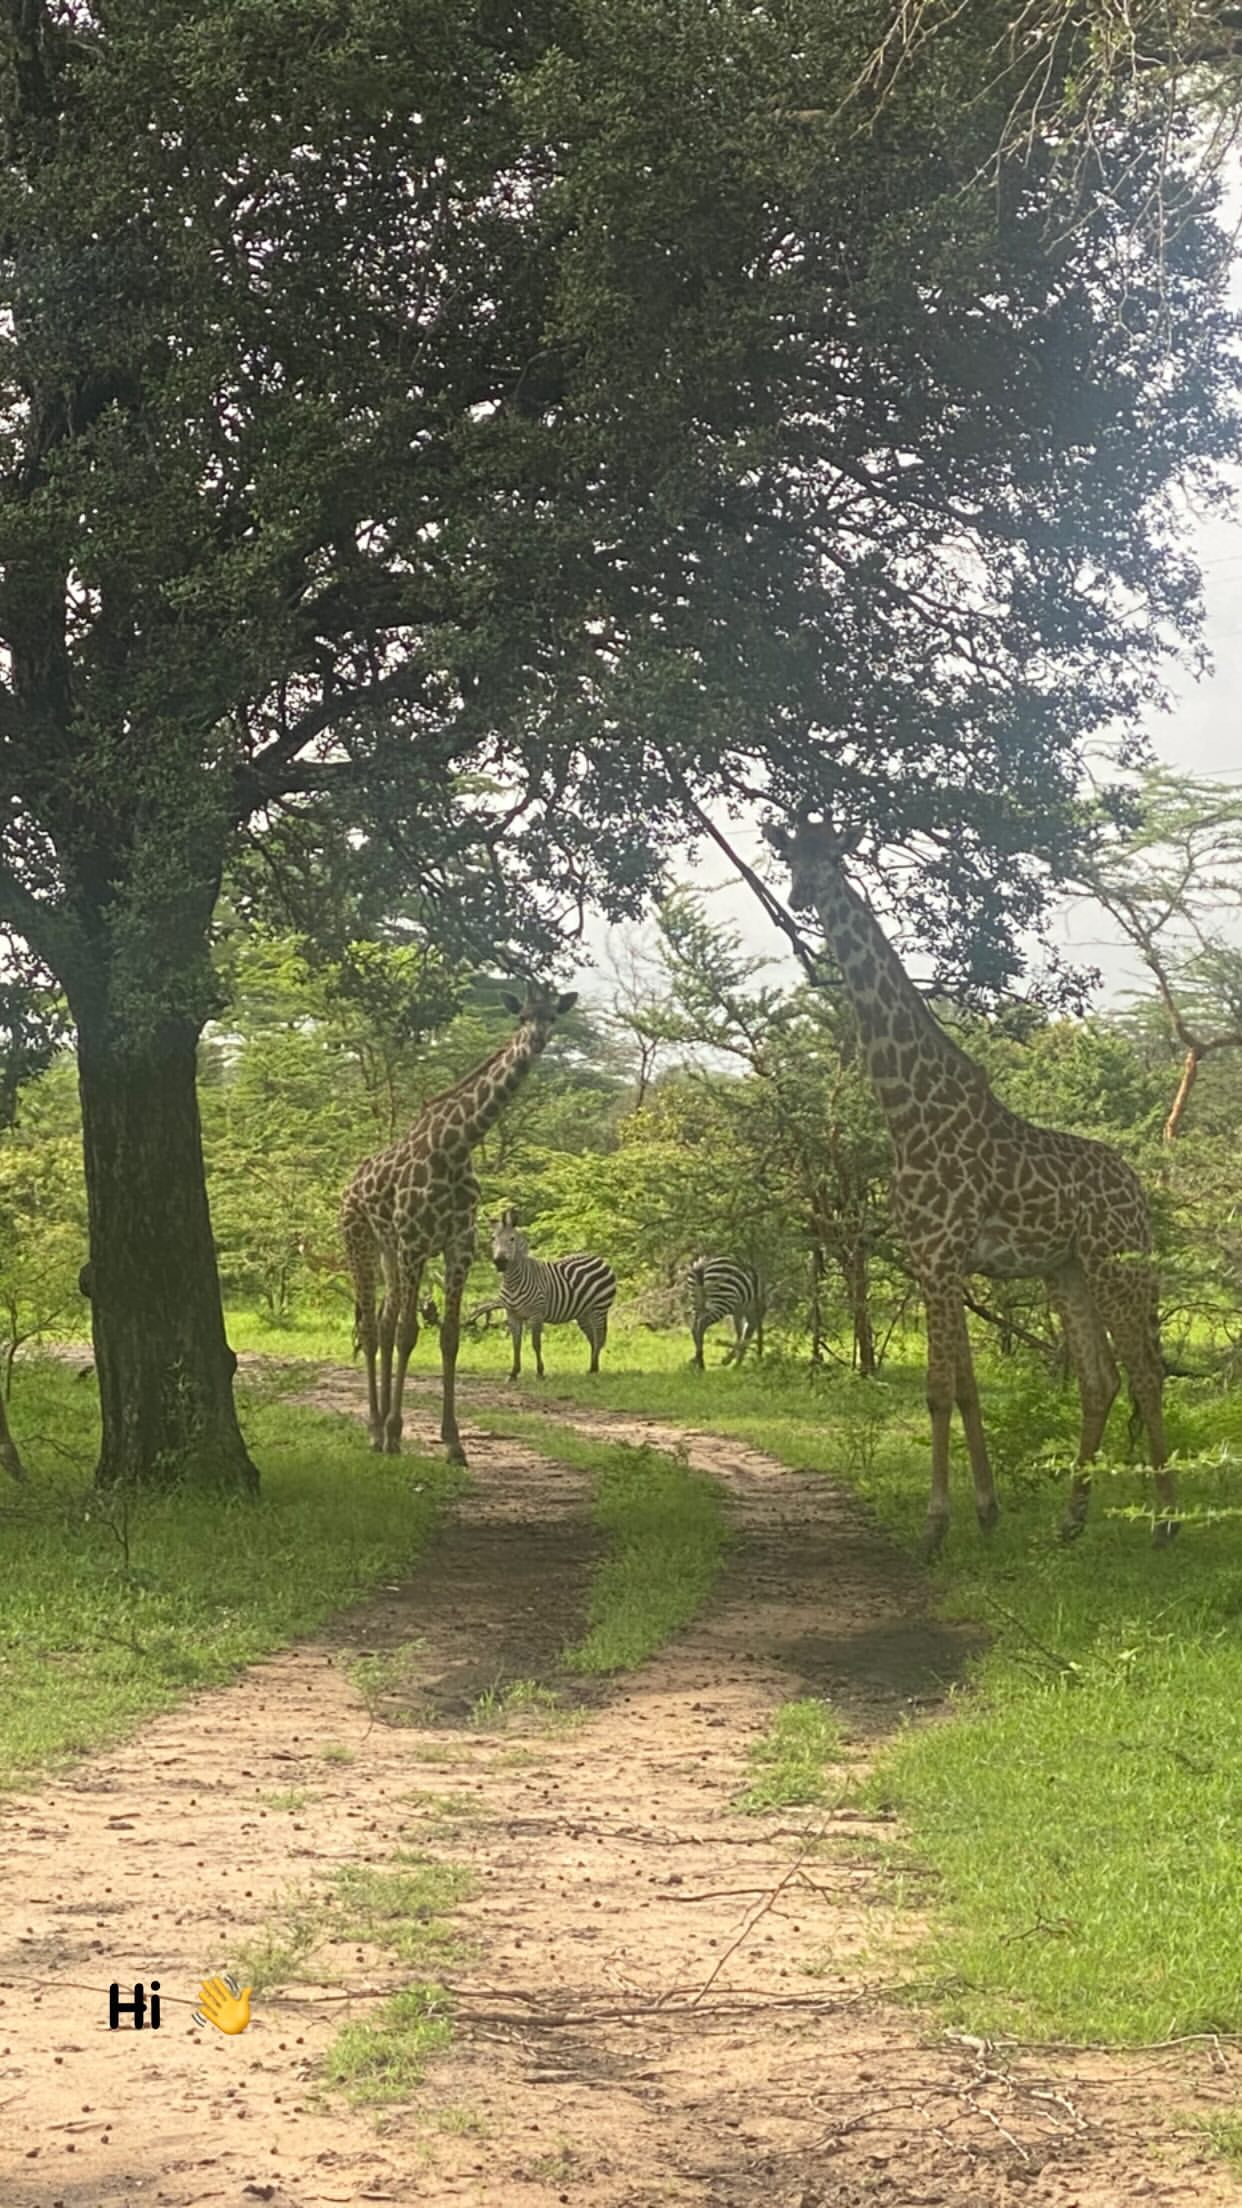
<box><xmin>738</xmin><ymin>1697</ymin><xmax>847</xmax><ymax>1812</ymax></box>
<box><xmin>322</xmin><ymin>1983</ymin><xmax>454</xmax><ymax>2104</ymax></box>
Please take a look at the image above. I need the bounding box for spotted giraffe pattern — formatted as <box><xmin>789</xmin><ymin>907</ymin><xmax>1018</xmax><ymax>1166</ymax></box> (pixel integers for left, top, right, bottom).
<box><xmin>777</xmin><ymin>822</ymin><xmax>1175</xmax><ymax>1557</ymax></box>
<box><xmin>340</xmin><ymin>984</ymin><xmax>577</xmax><ymax>1464</ymax></box>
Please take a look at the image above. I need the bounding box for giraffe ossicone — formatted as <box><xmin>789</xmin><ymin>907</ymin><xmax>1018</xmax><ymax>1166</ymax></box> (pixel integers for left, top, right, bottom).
<box><xmin>340</xmin><ymin>983</ymin><xmax>577</xmax><ymax>1465</ymax></box>
<box><xmin>778</xmin><ymin>817</ymin><xmax>1177</xmax><ymax>1559</ymax></box>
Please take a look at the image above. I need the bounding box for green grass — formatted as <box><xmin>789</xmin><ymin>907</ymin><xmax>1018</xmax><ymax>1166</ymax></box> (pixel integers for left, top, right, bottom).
<box><xmin>478</xmin><ymin>1414</ymin><xmax>728</xmax><ymax>1673</ymax></box>
<box><xmin>1196</xmin><ymin>2115</ymin><xmax>1242</xmax><ymax>2173</ymax></box>
<box><xmin>261</xmin><ymin>1785</ymin><xmax>317</xmax><ymax>1811</ymax></box>
<box><xmin>0</xmin><ymin>1354</ymin><xmax>461</xmax><ymax>1788</ymax></box>
<box><xmin>329</xmin><ymin>1855</ymin><xmax>475</xmax><ymax>1965</ymax></box>
<box><xmin>238</xmin><ymin>1846</ymin><xmax>471</xmax><ymax>2107</ymax></box>
<box><xmin>467</xmin><ymin>1675</ymin><xmax>568</xmax><ymax>1728</ymax></box>
<box><xmin>739</xmin><ymin>1696</ymin><xmax>848</xmax><ymax>1812</ymax></box>
<box><xmin>237</xmin><ymin>1851</ymin><xmax>474</xmax><ymax>1995</ymax></box>
<box><xmin>235</xmin><ymin>1888</ymin><xmax>322</xmax><ymax>1992</ymax></box>
<box><xmin>323</xmin><ymin>1982</ymin><xmax>454</xmax><ymax>2105</ymax></box>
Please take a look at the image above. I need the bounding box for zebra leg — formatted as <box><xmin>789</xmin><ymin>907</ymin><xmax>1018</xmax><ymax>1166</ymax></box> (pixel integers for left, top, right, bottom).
<box><xmin>507</xmin><ymin>1313</ymin><xmax>523</xmax><ymax>1383</ymax></box>
<box><xmin>583</xmin><ymin>1313</ymin><xmax>607</xmax><ymax>1374</ymax></box>
<box><xmin>532</xmin><ymin>1321</ymin><xmax>545</xmax><ymax>1378</ymax></box>
<box><xmin>691</xmin><ymin>1315</ymin><xmax>706</xmax><ymax>1369</ymax></box>
<box><xmin>733</xmin><ymin>1313</ymin><xmax>755</xmax><ymax>1366</ymax></box>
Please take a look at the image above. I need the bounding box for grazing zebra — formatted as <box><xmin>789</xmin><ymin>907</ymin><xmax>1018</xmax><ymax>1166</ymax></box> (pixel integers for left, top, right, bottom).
<box><xmin>688</xmin><ymin>1256</ymin><xmax>765</xmax><ymax>1369</ymax></box>
<box><xmin>491</xmin><ymin>1207</ymin><xmax>617</xmax><ymax>1380</ymax></box>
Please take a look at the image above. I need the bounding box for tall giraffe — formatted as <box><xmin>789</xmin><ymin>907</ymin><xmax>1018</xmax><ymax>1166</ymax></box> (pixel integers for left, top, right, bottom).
<box><xmin>341</xmin><ymin>983</ymin><xmax>577</xmax><ymax>1464</ymax></box>
<box><xmin>772</xmin><ymin>820</ymin><xmax>1176</xmax><ymax>1559</ymax></box>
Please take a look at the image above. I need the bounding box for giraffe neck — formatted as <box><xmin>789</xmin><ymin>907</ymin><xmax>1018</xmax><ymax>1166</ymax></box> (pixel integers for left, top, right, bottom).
<box><xmin>806</xmin><ymin>861</ymin><xmax>983</xmax><ymax>1129</ymax></box>
<box><xmin>447</xmin><ymin>1020</ymin><xmax>551</xmax><ymax>1147</ymax></box>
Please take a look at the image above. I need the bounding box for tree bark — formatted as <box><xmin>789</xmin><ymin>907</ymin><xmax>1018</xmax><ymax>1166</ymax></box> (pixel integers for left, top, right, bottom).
<box><xmin>77</xmin><ymin>1018</ymin><xmax>257</xmax><ymax>1492</ymax></box>
<box><xmin>1163</xmin><ymin>1046</ymin><xmax>1201</xmax><ymax>1143</ymax></box>
<box><xmin>843</xmin><ymin>1243</ymin><xmax>876</xmax><ymax>1377</ymax></box>
<box><xmin>0</xmin><ymin>1385</ymin><xmax>26</xmax><ymax>1483</ymax></box>
<box><xmin>808</xmin><ymin>1244</ymin><xmax>826</xmax><ymax>1366</ymax></box>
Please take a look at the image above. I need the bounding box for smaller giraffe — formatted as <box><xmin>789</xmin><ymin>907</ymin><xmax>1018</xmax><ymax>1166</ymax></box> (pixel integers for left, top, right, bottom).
<box><xmin>341</xmin><ymin>984</ymin><xmax>577</xmax><ymax>1464</ymax></box>
<box><xmin>773</xmin><ymin>818</ymin><xmax>1177</xmax><ymax>1557</ymax></box>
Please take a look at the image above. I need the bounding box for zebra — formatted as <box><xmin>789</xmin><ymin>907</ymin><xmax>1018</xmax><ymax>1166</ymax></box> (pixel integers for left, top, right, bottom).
<box><xmin>491</xmin><ymin>1207</ymin><xmax>618</xmax><ymax>1380</ymax></box>
<box><xmin>687</xmin><ymin>1256</ymin><xmax>765</xmax><ymax>1369</ymax></box>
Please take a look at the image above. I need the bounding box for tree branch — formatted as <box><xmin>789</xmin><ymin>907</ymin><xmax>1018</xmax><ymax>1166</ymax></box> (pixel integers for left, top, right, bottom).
<box><xmin>235</xmin><ymin>662</ymin><xmax>431</xmax><ymax>815</ymax></box>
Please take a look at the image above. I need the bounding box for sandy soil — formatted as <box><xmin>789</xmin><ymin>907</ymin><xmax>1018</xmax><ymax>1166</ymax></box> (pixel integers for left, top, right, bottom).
<box><xmin>1</xmin><ymin>1362</ymin><xmax>1238</xmax><ymax>2208</ymax></box>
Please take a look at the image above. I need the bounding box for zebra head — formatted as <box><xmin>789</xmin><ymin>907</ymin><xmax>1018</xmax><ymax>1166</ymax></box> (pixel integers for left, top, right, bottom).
<box><xmin>491</xmin><ymin>1205</ymin><xmax>529</xmax><ymax>1274</ymax></box>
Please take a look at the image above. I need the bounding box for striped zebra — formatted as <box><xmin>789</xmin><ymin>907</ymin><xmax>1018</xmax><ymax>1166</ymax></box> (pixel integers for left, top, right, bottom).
<box><xmin>688</xmin><ymin>1256</ymin><xmax>765</xmax><ymax>1369</ymax></box>
<box><xmin>491</xmin><ymin>1207</ymin><xmax>617</xmax><ymax>1380</ymax></box>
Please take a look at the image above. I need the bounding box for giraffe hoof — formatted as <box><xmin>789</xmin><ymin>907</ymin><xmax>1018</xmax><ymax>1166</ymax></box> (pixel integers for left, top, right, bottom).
<box><xmin>977</xmin><ymin>1499</ymin><xmax>1000</xmax><ymax>1535</ymax></box>
<box><xmin>382</xmin><ymin>1435</ymin><xmax>402</xmax><ymax>1457</ymax></box>
<box><xmin>445</xmin><ymin>1442</ymin><xmax>467</xmax><ymax>1467</ymax></box>
<box><xmin>1153</xmin><ymin>1518</ymin><xmax>1181</xmax><ymax>1547</ymax></box>
<box><xmin>1058</xmin><ymin>1515</ymin><xmax>1087</xmax><ymax>1545</ymax></box>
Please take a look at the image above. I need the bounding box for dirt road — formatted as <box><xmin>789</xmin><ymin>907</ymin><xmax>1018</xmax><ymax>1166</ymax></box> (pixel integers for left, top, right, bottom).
<box><xmin>1</xmin><ymin>1369</ymin><xmax>1235</xmax><ymax>2207</ymax></box>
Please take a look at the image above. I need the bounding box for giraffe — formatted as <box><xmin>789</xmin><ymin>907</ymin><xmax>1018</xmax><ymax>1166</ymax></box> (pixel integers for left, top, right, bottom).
<box><xmin>340</xmin><ymin>983</ymin><xmax>577</xmax><ymax>1465</ymax></box>
<box><xmin>771</xmin><ymin>819</ymin><xmax>1177</xmax><ymax>1560</ymax></box>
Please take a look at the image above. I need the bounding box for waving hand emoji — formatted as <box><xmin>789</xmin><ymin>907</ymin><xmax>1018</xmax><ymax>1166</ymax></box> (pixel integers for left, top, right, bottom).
<box><xmin>193</xmin><ymin>1972</ymin><xmax>253</xmax><ymax>2035</ymax></box>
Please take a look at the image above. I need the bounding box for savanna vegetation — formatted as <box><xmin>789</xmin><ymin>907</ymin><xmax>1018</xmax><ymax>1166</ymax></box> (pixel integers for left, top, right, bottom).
<box><xmin>5</xmin><ymin>0</ymin><xmax>1242</xmax><ymax>2115</ymax></box>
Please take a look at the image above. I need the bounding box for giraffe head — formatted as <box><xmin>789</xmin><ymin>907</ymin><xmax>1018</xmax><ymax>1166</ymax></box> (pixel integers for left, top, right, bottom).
<box><xmin>765</xmin><ymin>816</ymin><xmax>863</xmax><ymax>912</ymax></box>
<box><xmin>491</xmin><ymin>1205</ymin><xmax>529</xmax><ymax>1274</ymax></box>
<box><xmin>500</xmin><ymin>982</ymin><xmax>578</xmax><ymax>1036</ymax></box>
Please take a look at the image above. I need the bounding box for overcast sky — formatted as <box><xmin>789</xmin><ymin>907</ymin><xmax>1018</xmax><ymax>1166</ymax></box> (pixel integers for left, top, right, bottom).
<box><xmin>575</xmin><ymin>494</ymin><xmax>1242</xmax><ymax>1015</ymax></box>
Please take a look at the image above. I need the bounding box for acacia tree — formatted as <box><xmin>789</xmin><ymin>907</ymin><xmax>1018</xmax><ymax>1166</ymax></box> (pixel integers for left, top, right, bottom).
<box><xmin>0</xmin><ymin>0</ymin><xmax>1237</xmax><ymax>1486</ymax></box>
<box><xmin>638</xmin><ymin>892</ymin><xmax>894</xmax><ymax>1366</ymax></box>
<box><xmin>1072</xmin><ymin>772</ymin><xmax>1242</xmax><ymax>1139</ymax></box>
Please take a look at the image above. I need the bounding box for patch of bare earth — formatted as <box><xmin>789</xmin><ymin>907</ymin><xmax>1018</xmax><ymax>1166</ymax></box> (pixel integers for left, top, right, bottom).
<box><xmin>1</xmin><ymin>1365</ymin><xmax>1236</xmax><ymax>2208</ymax></box>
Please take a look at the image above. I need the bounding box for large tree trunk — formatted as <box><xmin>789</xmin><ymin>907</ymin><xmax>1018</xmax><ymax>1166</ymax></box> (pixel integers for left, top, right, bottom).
<box><xmin>77</xmin><ymin>1018</ymin><xmax>257</xmax><ymax>1492</ymax></box>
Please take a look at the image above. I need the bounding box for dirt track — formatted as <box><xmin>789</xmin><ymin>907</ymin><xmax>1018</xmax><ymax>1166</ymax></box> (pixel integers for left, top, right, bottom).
<box><xmin>0</xmin><ymin>1366</ymin><xmax>1237</xmax><ymax>2207</ymax></box>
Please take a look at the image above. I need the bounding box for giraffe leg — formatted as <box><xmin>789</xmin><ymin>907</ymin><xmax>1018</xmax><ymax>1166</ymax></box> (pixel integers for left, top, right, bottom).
<box><xmin>1090</xmin><ymin>1263</ymin><xmax>1176</xmax><ymax>1544</ymax></box>
<box><xmin>1048</xmin><ymin>1262</ymin><xmax>1119</xmax><ymax>1543</ymax></box>
<box><xmin>438</xmin><ymin>1252</ymin><xmax>470</xmax><ymax>1466</ymax></box>
<box><xmin>953</xmin><ymin>1310</ymin><xmax>998</xmax><ymax>1533</ymax></box>
<box><xmin>918</xmin><ymin>1283</ymin><xmax>960</xmax><ymax>1562</ymax></box>
<box><xmin>507</xmin><ymin>1314</ymin><xmax>523</xmax><ymax>1383</ymax></box>
<box><xmin>382</xmin><ymin>1263</ymin><xmax>424</xmax><ymax>1456</ymax></box>
<box><xmin>343</xmin><ymin>1220</ymin><xmax>384</xmax><ymax>1449</ymax></box>
<box><xmin>377</xmin><ymin>1263</ymin><xmax>399</xmax><ymax>1449</ymax></box>
<box><xmin>532</xmin><ymin>1321</ymin><xmax>545</xmax><ymax>1378</ymax></box>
